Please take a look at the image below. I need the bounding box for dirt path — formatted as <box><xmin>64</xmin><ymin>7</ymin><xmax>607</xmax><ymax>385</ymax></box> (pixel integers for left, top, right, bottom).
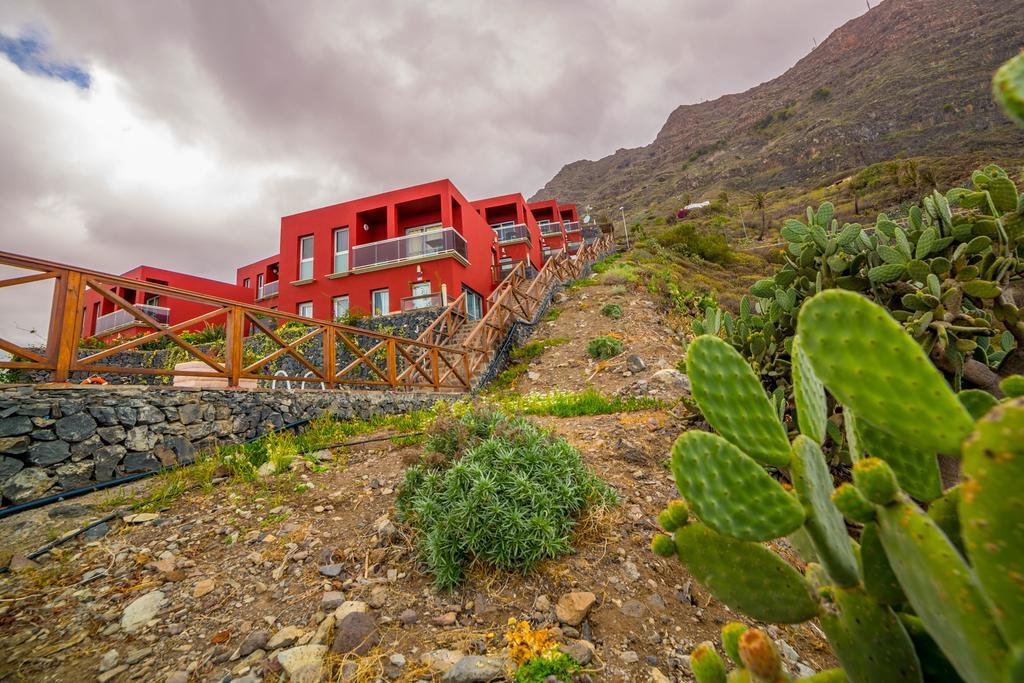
<box><xmin>0</xmin><ymin>283</ymin><xmax>834</xmax><ymax>683</ymax></box>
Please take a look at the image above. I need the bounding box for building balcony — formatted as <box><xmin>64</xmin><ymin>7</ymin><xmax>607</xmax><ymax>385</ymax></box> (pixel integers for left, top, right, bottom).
<box><xmin>400</xmin><ymin>291</ymin><xmax>444</xmax><ymax>312</ymax></box>
<box><xmin>351</xmin><ymin>227</ymin><xmax>468</xmax><ymax>272</ymax></box>
<box><xmin>539</xmin><ymin>222</ymin><xmax>563</xmax><ymax>236</ymax></box>
<box><xmin>563</xmin><ymin>221</ymin><xmax>581</xmax><ymax>233</ymax></box>
<box><xmin>256</xmin><ymin>280</ymin><xmax>279</xmax><ymax>301</ymax></box>
<box><xmin>94</xmin><ymin>304</ymin><xmax>171</xmax><ymax>336</ymax></box>
<box><xmin>493</xmin><ymin>223</ymin><xmax>531</xmax><ymax>244</ymax></box>
<box><xmin>492</xmin><ymin>260</ymin><xmax>535</xmax><ymax>283</ymax></box>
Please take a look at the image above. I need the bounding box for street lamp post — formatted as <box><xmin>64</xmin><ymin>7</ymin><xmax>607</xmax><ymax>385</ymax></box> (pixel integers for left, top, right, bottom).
<box><xmin>619</xmin><ymin>206</ymin><xmax>631</xmax><ymax>249</ymax></box>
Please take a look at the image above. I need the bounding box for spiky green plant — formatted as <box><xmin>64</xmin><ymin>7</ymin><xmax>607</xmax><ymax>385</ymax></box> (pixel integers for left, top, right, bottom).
<box><xmin>657</xmin><ymin>290</ymin><xmax>1024</xmax><ymax>683</ymax></box>
<box><xmin>586</xmin><ymin>335</ymin><xmax>623</xmax><ymax>360</ymax></box>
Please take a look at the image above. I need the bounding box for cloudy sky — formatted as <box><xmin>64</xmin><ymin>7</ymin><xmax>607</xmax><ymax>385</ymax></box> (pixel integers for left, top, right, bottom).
<box><xmin>0</xmin><ymin>0</ymin><xmax>868</xmax><ymax>344</ymax></box>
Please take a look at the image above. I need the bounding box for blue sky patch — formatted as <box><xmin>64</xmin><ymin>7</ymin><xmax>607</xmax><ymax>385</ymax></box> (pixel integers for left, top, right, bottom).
<box><xmin>0</xmin><ymin>30</ymin><xmax>90</xmax><ymax>89</ymax></box>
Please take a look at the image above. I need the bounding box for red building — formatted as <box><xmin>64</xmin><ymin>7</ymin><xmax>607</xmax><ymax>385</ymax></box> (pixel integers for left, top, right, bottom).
<box><xmin>81</xmin><ymin>266</ymin><xmax>253</xmax><ymax>340</ymax></box>
<box><xmin>236</xmin><ymin>254</ymin><xmax>281</xmax><ymax>309</ymax></box>
<box><xmin>527</xmin><ymin>200</ymin><xmax>569</xmax><ymax>261</ymax></box>
<box><xmin>249</xmin><ymin>179</ymin><xmax>498</xmax><ymax>322</ymax></box>
<box><xmin>470</xmin><ymin>193</ymin><xmax>543</xmax><ymax>283</ymax></box>
<box><xmin>559</xmin><ymin>203</ymin><xmax>583</xmax><ymax>255</ymax></box>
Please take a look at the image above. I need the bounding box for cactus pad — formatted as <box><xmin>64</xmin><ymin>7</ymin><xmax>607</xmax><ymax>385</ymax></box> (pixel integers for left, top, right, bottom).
<box><xmin>686</xmin><ymin>335</ymin><xmax>792</xmax><ymax>467</ymax></box>
<box><xmin>960</xmin><ymin>398</ymin><xmax>1024</xmax><ymax>645</ymax></box>
<box><xmin>791</xmin><ymin>436</ymin><xmax>860</xmax><ymax>587</ymax></box>
<box><xmin>877</xmin><ymin>500</ymin><xmax>1009</xmax><ymax>683</ymax></box>
<box><xmin>957</xmin><ymin>389</ymin><xmax>999</xmax><ymax>420</ymax></box>
<box><xmin>859</xmin><ymin>522</ymin><xmax>905</xmax><ymax>606</ymax></box>
<box><xmin>721</xmin><ymin>622</ymin><xmax>748</xmax><ymax>666</ymax></box>
<box><xmin>897</xmin><ymin>614</ymin><xmax>966</xmax><ymax>683</ymax></box>
<box><xmin>994</xmin><ymin>52</ymin><xmax>1024</xmax><ymax>128</ymax></box>
<box><xmin>691</xmin><ymin>642</ymin><xmax>728</xmax><ymax>683</ymax></box>
<box><xmin>925</xmin><ymin>486</ymin><xmax>965</xmax><ymax>556</ymax></box>
<box><xmin>793</xmin><ymin>335</ymin><xmax>827</xmax><ymax>445</ymax></box>
<box><xmin>816</xmin><ymin>584</ymin><xmax>922</xmax><ymax>683</ymax></box>
<box><xmin>1001</xmin><ymin>374</ymin><xmax>1024</xmax><ymax>398</ymax></box>
<box><xmin>831</xmin><ymin>483</ymin><xmax>876</xmax><ymax>524</ymax></box>
<box><xmin>651</xmin><ymin>534</ymin><xmax>676</xmax><ymax>557</ymax></box>
<box><xmin>672</xmin><ymin>431</ymin><xmax>805</xmax><ymax>541</ymax></box>
<box><xmin>856</xmin><ymin>421</ymin><xmax>942</xmax><ymax>502</ymax></box>
<box><xmin>738</xmin><ymin>629</ymin><xmax>784</xmax><ymax>681</ymax></box>
<box><xmin>798</xmin><ymin>671</ymin><xmax>849</xmax><ymax>683</ymax></box>
<box><xmin>675</xmin><ymin>523</ymin><xmax>819</xmax><ymax>624</ymax></box>
<box><xmin>852</xmin><ymin>458</ymin><xmax>899</xmax><ymax>505</ymax></box>
<box><xmin>798</xmin><ymin>290</ymin><xmax>973</xmax><ymax>455</ymax></box>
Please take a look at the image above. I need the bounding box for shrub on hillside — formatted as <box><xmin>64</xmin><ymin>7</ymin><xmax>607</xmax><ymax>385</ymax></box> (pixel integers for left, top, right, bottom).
<box><xmin>655</xmin><ymin>224</ymin><xmax>734</xmax><ymax>265</ymax></box>
<box><xmin>396</xmin><ymin>409</ymin><xmax>616</xmax><ymax>589</ymax></box>
<box><xmin>601</xmin><ymin>303</ymin><xmax>622</xmax><ymax>319</ymax></box>
<box><xmin>587</xmin><ymin>335</ymin><xmax>623</xmax><ymax>360</ymax></box>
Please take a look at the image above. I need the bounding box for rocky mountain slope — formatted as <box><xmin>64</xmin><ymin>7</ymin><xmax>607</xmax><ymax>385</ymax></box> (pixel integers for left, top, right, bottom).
<box><xmin>532</xmin><ymin>0</ymin><xmax>1024</xmax><ymax>214</ymax></box>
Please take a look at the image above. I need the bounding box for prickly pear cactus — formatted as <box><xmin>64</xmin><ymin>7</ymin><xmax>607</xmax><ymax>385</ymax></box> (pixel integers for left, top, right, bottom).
<box><xmin>994</xmin><ymin>52</ymin><xmax>1024</xmax><ymax>128</ymax></box>
<box><xmin>959</xmin><ymin>398</ymin><xmax>1024</xmax><ymax>645</ymax></box>
<box><xmin>666</xmin><ymin>288</ymin><xmax>1024</xmax><ymax>683</ymax></box>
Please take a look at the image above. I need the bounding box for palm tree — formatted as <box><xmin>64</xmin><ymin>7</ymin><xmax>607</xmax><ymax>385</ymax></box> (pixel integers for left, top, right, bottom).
<box><xmin>752</xmin><ymin>192</ymin><xmax>769</xmax><ymax>239</ymax></box>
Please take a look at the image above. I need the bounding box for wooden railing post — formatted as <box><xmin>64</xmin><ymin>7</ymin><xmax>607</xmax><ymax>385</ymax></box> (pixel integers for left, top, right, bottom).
<box><xmin>431</xmin><ymin>347</ymin><xmax>440</xmax><ymax>391</ymax></box>
<box><xmin>323</xmin><ymin>327</ymin><xmax>336</xmax><ymax>390</ymax></box>
<box><xmin>225</xmin><ymin>307</ymin><xmax>245</xmax><ymax>388</ymax></box>
<box><xmin>386</xmin><ymin>339</ymin><xmax>397</xmax><ymax>388</ymax></box>
<box><xmin>48</xmin><ymin>270</ymin><xmax>85</xmax><ymax>383</ymax></box>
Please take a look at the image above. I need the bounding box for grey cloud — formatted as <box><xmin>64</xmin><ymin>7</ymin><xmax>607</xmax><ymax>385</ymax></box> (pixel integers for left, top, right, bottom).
<box><xmin>0</xmin><ymin>0</ymin><xmax>867</xmax><ymax>344</ymax></box>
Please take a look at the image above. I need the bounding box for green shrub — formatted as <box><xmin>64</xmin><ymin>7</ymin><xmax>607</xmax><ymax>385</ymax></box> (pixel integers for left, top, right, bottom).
<box><xmin>655</xmin><ymin>224</ymin><xmax>734</xmax><ymax>265</ymax></box>
<box><xmin>514</xmin><ymin>652</ymin><xmax>581</xmax><ymax>683</ymax></box>
<box><xmin>587</xmin><ymin>335</ymin><xmax>623</xmax><ymax>359</ymax></box>
<box><xmin>396</xmin><ymin>409</ymin><xmax>616</xmax><ymax>589</ymax></box>
<box><xmin>510</xmin><ymin>338</ymin><xmax>570</xmax><ymax>362</ymax></box>
<box><xmin>601</xmin><ymin>303</ymin><xmax>622</xmax><ymax>319</ymax></box>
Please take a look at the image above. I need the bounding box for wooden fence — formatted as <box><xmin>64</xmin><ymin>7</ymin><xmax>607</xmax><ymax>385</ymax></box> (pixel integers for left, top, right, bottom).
<box><xmin>0</xmin><ymin>251</ymin><xmax>470</xmax><ymax>391</ymax></box>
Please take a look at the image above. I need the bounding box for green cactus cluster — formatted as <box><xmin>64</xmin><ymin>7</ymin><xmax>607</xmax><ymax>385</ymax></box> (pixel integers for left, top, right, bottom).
<box><xmin>702</xmin><ymin>163</ymin><xmax>1024</xmax><ymax>394</ymax></box>
<box><xmin>690</xmin><ymin>622</ymin><xmax>847</xmax><ymax>683</ymax></box>
<box><xmin>657</xmin><ymin>289</ymin><xmax>1024</xmax><ymax>682</ymax></box>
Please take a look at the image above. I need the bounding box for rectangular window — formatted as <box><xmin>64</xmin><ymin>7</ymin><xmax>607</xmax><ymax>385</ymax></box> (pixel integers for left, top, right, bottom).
<box><xmin>409</xmin><ymin>282</ymin><xmax>432</xmax><ymax>310</ymax></box>
<box><xmin>298</xmin><ymin>235</ymin><xmax>314</xmax><ymax>280</ymax></box>
<box><xmin>371</xmin><ymin>288</ymin><xmax>390</xmax><ymax>316</ymax></box>
<box><xmin>243</xmin><ymin>278</ymin><xmax>250</xmax><ymax>289</ymax></box>
<box><xmin>405</xmin><ymin>222</ymin><xmax>443</xmax><ymax>236</ymax></box>
<box><xmin>463</xmin><ymin>286</ymin><xmax>483</xmax><ymax>320</ymax></box>
<box><xmin>256</xmin><ymin>273</ymin><xmax>264</xmax><ymax>290</ymax></box>
<box><xmin>333</xmin><ymin>295</ymin><xmax>349</xmax><ymax>320</ymax></box>
<box><xmin>297</xmin><ymin>301</ymin><xmax>313</xmax><ymax>318</ymax></box>
<box><xmin>333</xmin><ymin>228</ymin><xmax>349</xmax><ymax>274</ymax></box>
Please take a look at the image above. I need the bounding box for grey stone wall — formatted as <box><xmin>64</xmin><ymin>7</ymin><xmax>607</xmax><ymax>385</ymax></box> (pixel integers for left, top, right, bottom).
<box><xmin>0</xmin><ymin>385</ymin><xmax>455</xmax><ymax>507</ymax></box>
<box><xmin>11</xmin><ymin>308</ymin><xmax>442</xmax><ymax>386</ymax></box>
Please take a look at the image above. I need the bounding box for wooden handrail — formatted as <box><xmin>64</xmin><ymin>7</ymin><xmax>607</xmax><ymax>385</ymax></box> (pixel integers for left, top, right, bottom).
<box><xmin>0</xmin><ymin>250</ymin><xmax>470</xmax><ymax>392</ymax></box>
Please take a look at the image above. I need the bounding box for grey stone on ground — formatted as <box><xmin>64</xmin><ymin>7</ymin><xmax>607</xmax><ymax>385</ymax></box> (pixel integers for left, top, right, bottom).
<box><xmin>238</xmin><ymin>630</ymin><xmax>269</xmax><ymax>657</ymax></box>
<box><xmin>625</xmin><ymin>354</ymin><xmax>646</xmax><ymax>373</ymax></box>
<box><xmin>83</xmin><ymin>522</ymin><xmax>110</xmax><ymax>540</ymax></box>
<box><xmin>650</xmin><ymin>369</ymin><xmax>691</xmax><ymax>393</ymax></box>
<box><xmin>442</xmin><ymin>655</ymin><xmax>507</xmax><ymax>682</ymax></box>
<box><xmin>120</xmin><ymin>590</ymin><xmax>166</xmax><ymax>633</ymax></box>
<box><xmin>555</xmin><ymin>592</ymin><xmax>597</xmax><ymax>626</ymax></box>
<box><xmin>330</xmin><ymin>612</ymin><xmax>378</xmax><ymax>655</ymax></box>
<box><xmin>277</xmin><ymin>644</ymin><xmax>327</xmax><ymax>683</ymax></box>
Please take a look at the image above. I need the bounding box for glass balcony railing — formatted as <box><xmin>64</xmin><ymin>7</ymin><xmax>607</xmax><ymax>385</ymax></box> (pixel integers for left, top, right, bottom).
<box><xmin>256</xmin><ymin>280</ymin><xmax>279</xmax><ymax>300</ymax></box>
<box><xmin>539</xmin><ymin>221</ymin><xmax>563</xmax><ymax>236</ymax></box>
<box><xmin>351</xmin><ymin>228</ymin><xmax>468</xmax><ymax>270</ymax></box>
<box><xmin>400</xmin><ymin>291</ymin><xmax>444</xmax><ymax>311</ymax></box>
<box><xmin>563</xmin><ymin>221</ymin><xmax>581</xmax><ymax>233</ymax></box>
<box><xmin>94</xmin><ymin>304</ymin><xmax>171</xmax><ymax>335</ymax></box>
<box><xmin>492</xmin><ymin>224</ymin><xmax>531</xmax><ymax>244</ymax></box>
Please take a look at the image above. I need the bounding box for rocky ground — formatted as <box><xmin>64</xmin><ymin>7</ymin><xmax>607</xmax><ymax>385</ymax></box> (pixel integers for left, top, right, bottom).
<box><xmin>0</xmin><ymin>283</ymin><xmax>835</xmax><ymax>682</ymax></box>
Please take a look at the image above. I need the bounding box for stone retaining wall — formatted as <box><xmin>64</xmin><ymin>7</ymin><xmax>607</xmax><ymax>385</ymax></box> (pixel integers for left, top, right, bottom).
<box><xmin>0</xmin><ymin>385</ymin><xmax>454</xmax><ymax>507</ymax></box>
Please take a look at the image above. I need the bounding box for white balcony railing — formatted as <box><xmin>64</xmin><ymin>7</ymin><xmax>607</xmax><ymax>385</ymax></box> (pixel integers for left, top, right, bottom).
<box><xmin>563</xmin><ymin>221</ymin><xmax>581</xmax><ymax>233</ymax></box>
<box><xmin>539</xmin><ymin>221</ymin><xmax>564</xmax><ymax>236</ymax></box>
<box><xmin>400</xmin><ymin>291</ymin><xmax>444</xmax><ymax>311</ymax></box>
<box><xmin>493</xmin><ymin>223</ymin><xmax>531</xmax><ymax>244</ymax></box>
<box><xmin>351</xmin><ymin>227</ymin><xmax>468</xmax><ymax>270</ymax></box>
<box><xmin>94</xmin><ymin>304</ymin><xmax>171</xmax><ymax>335</ymax></box>
<box><xmin>257</xmin><ymin>280</ymin><xmax>279</xmax><ymax>300</ymax></box>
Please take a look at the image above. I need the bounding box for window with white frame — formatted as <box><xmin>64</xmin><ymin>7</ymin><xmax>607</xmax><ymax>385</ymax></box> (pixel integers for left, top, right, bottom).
<box><xmin>297</xmin><ymin>301</ymin><xmax>313</xmax><ymax>318</ymax></box>
<box><xmin>243</xmin><ymin>278</ymin><xmax>250</xmax><ymax>289</ymax></box>
<box><xmin>298</xmin><ymin>235</ymin><xmax>314</xmax><ymax>280</ymax></box>
<box><xmin>333</xmin><ymin>228</ymin><xmax>349</xmax><ymax>274</ymax></box>
<box><xmin>371</xmin><ymin>288</ymin><xmax>390</xmax><ymax>316</ymax></box>
<box><xmin>333</xmin><ymin>295</ymin><xmax>349</xmax><ymax>320</ymax></box>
